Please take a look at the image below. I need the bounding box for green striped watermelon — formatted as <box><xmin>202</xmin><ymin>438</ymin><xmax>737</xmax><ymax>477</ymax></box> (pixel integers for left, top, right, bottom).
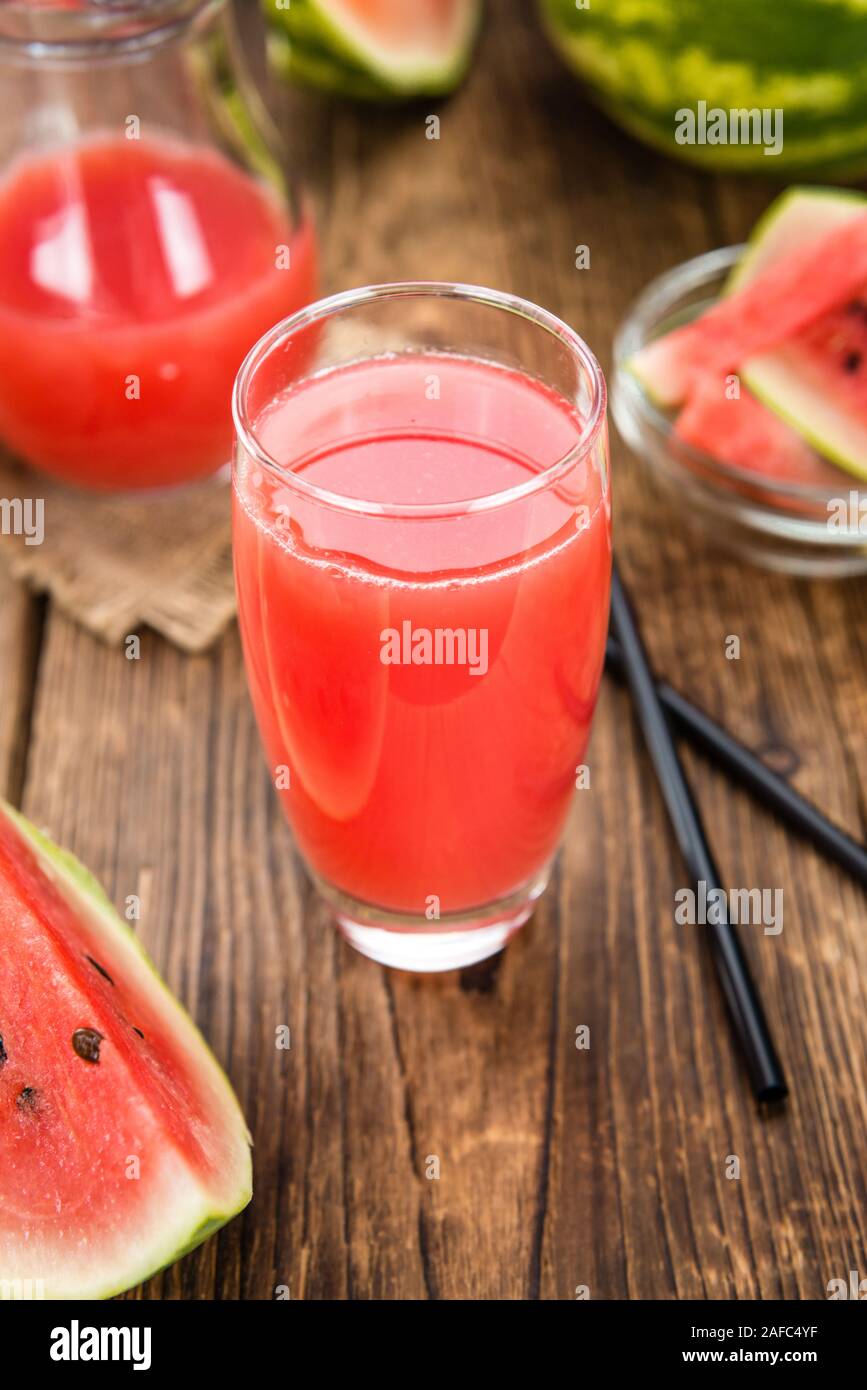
<box><xmin>539</xmin><ymin>0</ymin><xmax>867</xmax><ymax>177</ymax></box>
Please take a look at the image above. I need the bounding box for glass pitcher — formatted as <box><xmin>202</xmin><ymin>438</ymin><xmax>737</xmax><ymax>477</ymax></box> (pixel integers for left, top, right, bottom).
<box><xmin>0</xmin><ymin>0</ymin><xmax>316</xmax><ymax>492</ymax></box>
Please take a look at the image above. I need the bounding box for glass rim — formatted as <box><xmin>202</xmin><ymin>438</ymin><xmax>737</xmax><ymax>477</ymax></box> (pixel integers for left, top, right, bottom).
<box><xmin>0</xmin><ymin>0</ymin><xmax>221</xmax><ymax>56</ymax></box>
<box><xmin>231</xmin><ymin>280</ymin><xmax>608</xmax><ymax>520</ymax></box>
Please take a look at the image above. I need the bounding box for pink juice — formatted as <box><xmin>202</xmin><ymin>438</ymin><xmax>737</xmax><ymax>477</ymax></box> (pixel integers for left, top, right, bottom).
<box><xmin>233</xmin><ymin>353</ymin><xmax>611</xmax><ymax>917</ymax></box>
<box><xmin>0</xmin><ymin>133</ymin><xmax>317</xmax><ymax>489</ymax></box>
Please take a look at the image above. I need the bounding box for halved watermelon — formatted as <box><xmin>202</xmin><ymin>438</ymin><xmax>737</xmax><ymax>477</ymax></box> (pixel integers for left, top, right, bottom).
<box><xmin>0</xmin><ymin>802</ymin><xmax>252</xmax><ymax>1300</ymax></box>
<box><xmin>629</xmin><ymin>205</ymin><xmax>867</xmax><ymax>407</ymax></box>
<box><xmin>264</xmin><ymin>0</ymin><xmax>482</xmax><ymax>100</ymax></box>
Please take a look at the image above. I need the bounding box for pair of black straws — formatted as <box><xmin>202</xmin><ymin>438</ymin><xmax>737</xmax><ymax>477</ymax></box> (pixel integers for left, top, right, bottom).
<box><xmin>608</xmin><ymin>563</ymin><xmax>867</xmax><ymax>1105</ymax></box>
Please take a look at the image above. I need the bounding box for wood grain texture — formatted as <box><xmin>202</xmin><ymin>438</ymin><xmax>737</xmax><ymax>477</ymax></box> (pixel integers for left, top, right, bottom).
<box><xmin>2</xmin><ymin>0</ymin><xmax>867</xmax><ymax>1300</ymax></box>
<box><xmin>0</xmin><ymin>569</ymin><xmax>41</xmax><ymax>802</ymax></box>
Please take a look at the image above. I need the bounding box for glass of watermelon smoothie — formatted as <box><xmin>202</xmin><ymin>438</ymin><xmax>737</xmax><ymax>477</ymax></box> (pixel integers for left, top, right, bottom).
<box><xmin>232</xmin><ymin>284</ymin><xmax>612</xmax><ymax>971</ymax></box>
<box><xmin>0</xmin><ymin>0</ymin><xmax>316</xmax><ymax>492</ymax></box>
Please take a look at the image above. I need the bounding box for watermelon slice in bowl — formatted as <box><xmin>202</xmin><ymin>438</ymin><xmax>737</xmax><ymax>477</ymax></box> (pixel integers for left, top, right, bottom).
<box><xmin>626</xmin><ymin>185</ymin><xmax>867</xmax><ymax>483</ymax></box>
<box><xmin>627</xmin><ymin>200</ymin><xmax>867</xmax><ymax>410</ymax></box>
<box><xmin>674</xmin><ymin>375</ymin><xmax>844</xmax><ymax>490</ymax></box>
<box><xmin>726</xmin><ymin>187</ymin><xmax>867</xmax><ymax>294</ymax></box>
<box><xmin>0</xmin><ymin>801</ymin><xmax>252</xmax><ymax>1300</ymax></box>
<box><xmin>264</xmin><ymin>0</ymin><xmax>483</xmax><ymax>100</ymax></box>
<box><xmin>613</xmin><ymin>230</ymin><xmax>867</xmax><ymax>575</ymax></box>
<box><xmin>729</xmin><ymin>187</ymin><xmax>867</xmax><ymax>480</ymax></box>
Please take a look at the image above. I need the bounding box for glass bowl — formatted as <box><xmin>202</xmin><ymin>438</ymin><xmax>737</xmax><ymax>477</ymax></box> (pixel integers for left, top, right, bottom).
<box><xmin>612</xmin><ymin>245</ymin><xmax>867</xmax><ymax>577</ymax></box>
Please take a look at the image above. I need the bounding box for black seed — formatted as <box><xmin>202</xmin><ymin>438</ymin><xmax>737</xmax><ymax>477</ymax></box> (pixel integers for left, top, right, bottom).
<box><xmin>847</xmin><ymin>299</ymin><xmax>866</xmax><ymax>314</ymax></box>
<box><xmin>132</xmin><ymin>1027</ymin><xmax>145</xmax><ymax>1040</ymax></box>
<box><xmin>0</xmin><ymin>1034</ymin><xmax>6</xmax><ymax>1069</ymax></box>
<box><xmin>844</xmin><ymin>351</ymin><xmax>863</xmax><ymax>373</ymax></box>
<box><xmin>72</xmin><ymin>1028</ymin><xmax>104</xmax><ymax>1063</ymax></box>
<box><xmin>85</xmin><ymin>955</ymin><xmax>114</xmax><ymax>986</ymax></box>
<box><xmin>16</xmin><ymin>1087</ymin><xmax>39</xmax><ymax>1112</ymax></box>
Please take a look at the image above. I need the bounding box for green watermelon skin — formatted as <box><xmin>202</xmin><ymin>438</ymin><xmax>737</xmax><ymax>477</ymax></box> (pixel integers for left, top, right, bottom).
<box><xmin>264</xmin><ymin>0</ymin><xmax>483</xmax><ymax>101</ymax></box>
<box><xmin>539</xmin><ymin>0</ymin><xmax>867</xmax><ymax>177</ymax></box>
<box><xmin>267</xmin><ymin>28</ymin><xmax>397</xmax><ymax>102</ymax></box>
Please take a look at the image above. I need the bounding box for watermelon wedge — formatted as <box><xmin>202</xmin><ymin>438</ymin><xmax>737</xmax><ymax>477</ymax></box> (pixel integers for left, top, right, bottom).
<box><xmin>264</xmin><ymin>0</ymin><xmax>482</xmax><ymax>100</ymax></box>
<box><xmin>629</xmin><ymin>206</ymin><xmax>867</xmax><ymax>407</ymax></box>
<box><xmin>726</xmin><ymin>187</ymin><xmax>867</xmax><ymax>295</ymax></box>
<box><xmin>674</xmin><ymin>377</ymin><xmax>844</xmax><ymax>489</ymax></box>
<box><xmin>0</xmin><ymin>802</ymin><xmax>252</xmax><ymax>1300</ymax></box>
<box><xmin>744</xmin><ymin>325</ymin><xmax>867</xmax><ymax>481</ymax></box>
<box><xmin>733</xmin><ymin>188</ymin><xmax>867</xmax><ymax>480</ymax></box>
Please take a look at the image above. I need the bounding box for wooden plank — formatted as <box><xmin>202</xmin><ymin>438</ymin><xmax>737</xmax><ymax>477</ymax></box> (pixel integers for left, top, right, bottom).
<box><xmin>0</xmin><ymin>561</ymin><xmax>42</xmax><ymax>802</ymax></box>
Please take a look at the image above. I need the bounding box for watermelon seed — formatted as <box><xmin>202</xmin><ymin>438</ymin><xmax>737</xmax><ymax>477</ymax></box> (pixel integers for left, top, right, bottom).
<box><xmin>85</xmin><ymin>955</ymin><xmax>114</xmax><ymax>986</ymax></box>
<box><xmin>132</xmin><ymin>1027</ymin><xmax>145</xmax><ymax>1039</ymax></box>
<box><xmin>72</xmin><ymin>1028</ymin><xmax>104</xmax><ymax>1063</ymax></box>
<box><xmin>844</xmin><ymin>351</ymin><xmax>863</xmax><ymax>373</ymax></box>
<box><xmin>16</xmin><ymin>1087</ymin><xmax>39</xmax><ymax>1112</ymax></box>
<box><xmin>0</xmin><ymin>1034</ymin><xmax>6</xmax><ymax>1069</ymax></box>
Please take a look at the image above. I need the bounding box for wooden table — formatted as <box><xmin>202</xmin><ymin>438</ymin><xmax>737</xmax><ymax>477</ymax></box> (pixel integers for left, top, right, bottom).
<box><xmin>4</xmin><ymin>0</ymin><xmax>867</xmax><ymax>1300</ymax></box>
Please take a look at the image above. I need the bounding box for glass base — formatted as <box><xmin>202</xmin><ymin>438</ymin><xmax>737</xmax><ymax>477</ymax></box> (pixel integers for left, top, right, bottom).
<box><xmin>316</xmin><ymin>865</ymin><xmax>552</xmax><ymax>972</ymax></box>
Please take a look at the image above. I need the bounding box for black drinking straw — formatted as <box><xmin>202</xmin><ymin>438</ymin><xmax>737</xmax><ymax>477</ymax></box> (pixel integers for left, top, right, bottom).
<box><xmin>609</xmin><ymin>562</ymin><xmax>788</xmax><ymax>1104</ymax></box>
<box><xmin>605</xmin><ymin>635</ymin><xmax>867</xmax><ymax>890</ymax></box>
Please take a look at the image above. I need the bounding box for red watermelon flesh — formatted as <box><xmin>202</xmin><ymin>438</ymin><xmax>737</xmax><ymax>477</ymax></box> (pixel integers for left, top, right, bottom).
<box><xmin>742</xmin><ymin>297</ymin><xmax>867</xmax><ymax>478</ymax></box>
<box><xmin>0</xmin><ymin>802</ymin><xmax>251</xmax><ymax>1300</ymax></box>
<box><xmin>674</xmin><ymin>376</ymin><xmax>845</xmax><ymax>489</ymax></box>
<box><xmin>630</xmin><ymin>209</ymin><xmax>867</xmax><ymax>407</ymax></box>
<box><xmin>330</xmin><ymin>0</ymin><xmax>469</xmax><ymax>50</ymax></box>
<box><xmin>785</xmin><ymin>299</ymin><xmax>867</xmax><ymax>409</ymax></box>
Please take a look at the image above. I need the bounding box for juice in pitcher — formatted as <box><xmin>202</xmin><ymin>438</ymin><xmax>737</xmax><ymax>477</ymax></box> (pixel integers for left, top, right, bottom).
<box><xmin>0</xmin><ymin>0</ymin><xmax>316</xmax><ymax>490</ymax></box>
<box><xmin>0</xmin><ymin>134</ymin><xmax>316</xmax><ymax>490</ymax></box>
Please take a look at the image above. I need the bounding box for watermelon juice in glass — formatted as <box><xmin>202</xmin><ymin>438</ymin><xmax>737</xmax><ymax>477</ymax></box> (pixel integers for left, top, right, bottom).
<box><xmin>0</xmin><ymin>0</ymin><xmax>316</xmax><ymax>491</ymax></box>
<box><xmin>232</xmin><ymin>284</ymin><xmax>611</xmax><ymax>970</ymax></box>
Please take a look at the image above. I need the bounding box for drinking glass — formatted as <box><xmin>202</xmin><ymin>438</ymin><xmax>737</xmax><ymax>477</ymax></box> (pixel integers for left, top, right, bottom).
<box><xmin>232</xmin><ymin>283</ymin><xmax>612</xmax><ymax>971</ymax></box>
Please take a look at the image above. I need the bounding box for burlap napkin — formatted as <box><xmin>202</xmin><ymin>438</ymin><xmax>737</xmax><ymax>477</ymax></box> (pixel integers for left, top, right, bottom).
<box><xmin>0</xmin><ymin>456</ymin><xmax>236</xmax><ymax>653</ymax></box>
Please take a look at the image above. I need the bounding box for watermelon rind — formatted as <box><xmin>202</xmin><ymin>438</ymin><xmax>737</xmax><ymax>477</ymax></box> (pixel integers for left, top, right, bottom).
<box><xmin>625</xmin><ymin>331</ymin><xmax>681</xmax><ymax>409</ymax></box>
<box><xmin>623</xmin><ymin>289</ymin><xmax>704</xmax><ymax>408</ymax></box>
<box><xmin>538</xmin><ymin>0</ymin><xmax>867</xmax><ymax>178</ymax></box>
<box><xmin>0</xmin><ymin>802</ymin><xmax>252</xmax><ymax>1300</ymax></box>
<box><xmin>744</xmin><ymin>348</ymin><xmax>867</xmax><ymax>482</ymax></box>
<box><xmin>727</xmin><ymin>186</ymin><xmax>867</xmax><ymax>294</ymax></box>
<box><xmin>267</xmin><ymin>28</ymin><xmax>396</xmax><ymax>102</ymax></box>
<box><xmin>263</xmin><ymin>0</ymin><xmax>482</xmax><ymax>99</ymax></box>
